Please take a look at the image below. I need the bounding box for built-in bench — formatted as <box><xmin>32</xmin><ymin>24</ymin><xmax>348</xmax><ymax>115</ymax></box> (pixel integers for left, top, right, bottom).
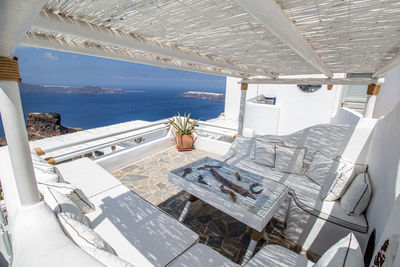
<box><xmin>220</xmin><ymin>123</ymin><xmax>376</xmax><ymax>255</ymax></box>
<box><xmin>57</xmin><ymin>157</ymin><xmax>199</xmax><ymax>266</ymax></box>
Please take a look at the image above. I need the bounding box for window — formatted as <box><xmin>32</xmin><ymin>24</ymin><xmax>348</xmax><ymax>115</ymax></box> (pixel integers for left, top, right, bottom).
<box><xmin>297</xmin><ymin>84</ymin><xmax>322</xmax><ymax>93</ymax></box>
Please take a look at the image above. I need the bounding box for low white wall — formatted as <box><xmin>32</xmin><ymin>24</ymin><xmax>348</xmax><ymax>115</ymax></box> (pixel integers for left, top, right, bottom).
<box><xmin>365</xmin><ymin>102</ymin><xmax>400</xmax><ymax>245</ymax></box>
<box><xmin>330</xmin><ymin>107</ymin><xmax>362</xmax><ymax>125</ymax></box>
<box><xmin>373</xmin><ymin>65</ymin><xmax>400</xmax><ymax>118</ymax></box>
<box><xmin>225</xmin><ymin>76</ymin><xmax>344</xmax><ymax>135</ymax></box>
<box><xmin>95</xmin><ymin>136</ymin><xmax>173</xmax><ymax>172</ymax></box>
<box><xmin>194</xmin><ymin>136</ymin><xmax>231</xmax><ymax>156</ymax></box>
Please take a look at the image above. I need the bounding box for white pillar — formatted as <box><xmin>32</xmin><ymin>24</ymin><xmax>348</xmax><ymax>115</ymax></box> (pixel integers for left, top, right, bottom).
<box><xmin>364</xmin><ymin>95</ymin><xmax>377</xmax><ymax>118</ymax></box>
<box><xmin>0</xmin><ymin>82</ymin><xmax>40</xmax><ymax>205</ymax></box>
<box><xmin>363</xmin><ymin>84</ymin><xmax>380</xmax><ymax>118</ymax></box>
<box><xmin>238</xmin><ymin>83</ymin><xmax>248</xmax><ymax>136</ymax></box>
<box><xmin>0</xmin><ymin>0</ymin><xmax>48</xmax><ymax>206</ymax></box>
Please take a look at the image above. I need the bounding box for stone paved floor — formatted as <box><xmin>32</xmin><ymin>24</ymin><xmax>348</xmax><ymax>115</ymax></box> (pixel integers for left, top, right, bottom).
<box><xmin>112</xmin><ymin>147</ymin><xmax>319</xmax><ymax>264</ymax></box>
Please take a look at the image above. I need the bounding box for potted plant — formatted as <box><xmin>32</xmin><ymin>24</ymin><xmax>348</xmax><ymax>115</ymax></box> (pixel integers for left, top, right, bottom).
<box><xmin>169</xmin><ymin>113</ymin><xmax>199</xmax><ymax>151</ymax></box>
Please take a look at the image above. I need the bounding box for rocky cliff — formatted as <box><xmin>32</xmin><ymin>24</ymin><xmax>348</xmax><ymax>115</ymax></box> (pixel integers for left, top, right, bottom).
<box><xmin>0</xmin><ymin>113</ymin><xmax>82</xmax><ymax>146</ymax></box>
<box><xmin>179</xmin><ymin>91</ymin><xmax>225</xmax><ymax>102</ymax></box>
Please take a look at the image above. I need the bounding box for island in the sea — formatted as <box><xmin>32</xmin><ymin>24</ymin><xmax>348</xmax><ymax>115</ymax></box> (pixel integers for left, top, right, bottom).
<box><xmin>179</xmin><ymin>91</ymin><xmax>225</xmax><ymax>102</ymax></box>
<box><xmin>19</xmin><ymin>82</ymin><xmax>127</xmax><ymax>95</ymax></box>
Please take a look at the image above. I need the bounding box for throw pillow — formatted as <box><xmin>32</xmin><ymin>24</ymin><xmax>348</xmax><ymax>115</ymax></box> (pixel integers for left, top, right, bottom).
<box><xmin>252</xmin><ymin>140</ymin><xmax>278</xmax><ymax>167</ymax></box>
<box><xmin>315</xmin><ymin>233</ymin><xmax>363</xmax><ymax>267</ymax></box>
<box><xmin>40</xmin><ymin>186</ymin><xmax>90</xmax><ymax>226</ymax></box>
<box><xmin>320</xmin><ymin>160</ymin><xmax>355</xmax><ymax>201</ymax></box>
<box><xmin>307</xmin><ymin>151</ymin><xmax>347</xmax><ymax>186</ymax></box>
<box><xmin>83</xmin><ymin>247</ymin><xmax>134</xmax><ymax>267</ymax></box>
<box><xmin>57</xmin><ymin>213</ymin><xmax>116</xmax><ymax>255</ymax></box>
<box><xmin>34</xmin><ymin>166</ymin><xmax>60</xmax><ymax>183</ymax></box>
<box><xmin>272</xmin><ymin>145</ymin><xmax>306</xmax><ymax>175</ymax></box>
<box><xmin>340</xmin><ymin>172</ymin><xmax>372</xmax><ymax>216</ymax></box>
<box><xmin>38</xmin><ymin>181</ymin><xmax>95</xmax><ymax>214</ymax></box>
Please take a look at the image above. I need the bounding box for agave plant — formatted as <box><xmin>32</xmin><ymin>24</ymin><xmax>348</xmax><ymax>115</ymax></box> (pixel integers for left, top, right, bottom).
<box><xmin>169</xmin><ymin>113</ymin><xmax>199</xmax><ymax>135</ymax></box>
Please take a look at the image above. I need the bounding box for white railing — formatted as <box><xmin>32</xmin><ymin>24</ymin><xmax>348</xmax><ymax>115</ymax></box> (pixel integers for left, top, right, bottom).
<box><xmin>41</xmin><ymin>120</ymin><xmax>170</xmax><ymax>164</ymax></box>
<box><xmin>35</xmin><ymin>118</ymin><xmax>237</xmax><ymax>165</ymax></box>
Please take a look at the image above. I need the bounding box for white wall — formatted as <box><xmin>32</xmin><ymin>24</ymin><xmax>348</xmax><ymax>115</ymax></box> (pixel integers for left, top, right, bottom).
<box><xmin>373</xmin><ymin>65</ymin><xmax>400</xmax><ymax>118</ymax></box>
<box><xmin>365</xmin><ymin>101</ymin><xmax>400</xmax><ymax>248</ymax></box>
<box><xmin>224</xmin><ymin>76</ymin><xmax>344</xmax><ymax>135</ymax></box>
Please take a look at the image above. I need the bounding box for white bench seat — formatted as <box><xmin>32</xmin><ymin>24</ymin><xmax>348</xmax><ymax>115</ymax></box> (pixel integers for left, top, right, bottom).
<box><xmin>57</xmin><ymin>158</ymin><xmax>199</xmax><ymax>267</ymax></box>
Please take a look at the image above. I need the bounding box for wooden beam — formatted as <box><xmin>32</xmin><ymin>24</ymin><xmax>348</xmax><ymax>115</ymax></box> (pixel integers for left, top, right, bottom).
<box><xmin>233</xmin><ymin>0</ymin><xmax>333</xmax><ymax>78</ymax></box>
<box><xmin>373</xmin><ymin>52</ymin><xmax>400</xmax><ymax>78</ymax></box>
<box><xmin>32</xmin><ymin>10</ymin><xmax>275</xmax><ymax>78</ymax></box>
<box><xmin>240</xmin><ymin>78</ymin><xmax>384</xmax><ymax>85</ymax></box>
<box><xmin>367</xmin><ymin>84</ymin><xmax>381</xmax><ymax>95</ymax></box>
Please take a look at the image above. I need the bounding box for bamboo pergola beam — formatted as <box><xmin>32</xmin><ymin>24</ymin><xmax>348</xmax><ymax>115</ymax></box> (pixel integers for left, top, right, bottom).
<box><xmin>240</xmin><ymin>78</ymin><xmax>384</xmax><ymax>85</ymax></box>
<box><xmin>21</xmin><ymin>32</ymin><xmax>249</xmax><ymax>78</ymax></box>
<box><xmin>32</xmin><ymin>11</ymin><xmax>276</xmax><ymax>78</ymax></box>
<box><xmin>234</xmin><ymin>0</ymin><xmax>333</xmax><ymax>78</ymax></box>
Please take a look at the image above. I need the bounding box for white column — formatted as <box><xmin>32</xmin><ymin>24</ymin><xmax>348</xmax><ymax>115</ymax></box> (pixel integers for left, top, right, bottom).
<box><xmin>238</xmin><ymin>83</ymin><xmax>248</xmax><ymax>136</ymax></box>
<box><xmin>0</xmin><ymin>0</ymin><xmax>48</xmax><ymax>206</ymax></box>
<box><xmin>0</xmin><ymin>82</ymin><xmax>40</xmax><ymax>205</ymax></box>
<box><xmin>363</xmin><ymin>84</ymin><xmax>380</xmax><ymax>118</ymax></box>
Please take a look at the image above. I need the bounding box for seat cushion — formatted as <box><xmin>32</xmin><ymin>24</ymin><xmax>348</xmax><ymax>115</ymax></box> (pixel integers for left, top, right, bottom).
<box><xmin>227</xmin><ymin>155</ymin><xmax>368</xmax><ymax>232</ymax></box>
<box><xmin>170</xmin><ymin>243</ymin><xmax>239</xmax><ymax>267</ymax></box>
<box><xmin>56</xmin><ymin>157</ymin><xmax>122</xmax><ymax>198</ymax></box>
<box><xmin>315</xmin><ymin>233</ymin><xmax>363</xmax><ymax>267</ymax></box>
<box><xmin>86</xmin><ymin>185</ymin><xmax>199</xmax><ymax>267</ymax></box>
<box><xmin>245</xmin><ymin>245</ymin><xmax>314</xmax><ymax>267</ymax></box>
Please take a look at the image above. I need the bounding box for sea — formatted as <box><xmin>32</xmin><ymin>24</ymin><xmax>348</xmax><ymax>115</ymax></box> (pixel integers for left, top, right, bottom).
<box><xmin>0</xmin><ymin>88</ymin><xmax>225</xmax><ymax>138</ymax></box>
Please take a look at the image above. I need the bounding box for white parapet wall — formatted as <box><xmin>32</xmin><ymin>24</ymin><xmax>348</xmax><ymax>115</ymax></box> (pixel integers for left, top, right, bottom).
<box><xmin>330</xmin><ymin>107</ymin><xmax>362</xmax><ymax>125</ymax></box>
<box><xmin>224</xmin><ymin>75</ymin><xmax>345</xmax><ymax>135</ymax></box>
<box><xmin>95</xmin><ymin>135</ymin><xmax>173</xmax><ymax>172</ymax></box>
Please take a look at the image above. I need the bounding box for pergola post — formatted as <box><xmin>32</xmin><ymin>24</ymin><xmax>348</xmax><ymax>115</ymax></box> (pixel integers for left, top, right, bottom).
<box><xmin>238</xmin><ymin>83</ymin><xmax>248</xmax><ymax>136</ymax></box>
<box><xmin>0</xmin><ymin>0</ymin><xmax>47</xmax><ymax>207</ymax></box>
<box><xmin>364</xmin><ymin>84</ymin><xmax>381</xmax><ymax>118</ymax></box>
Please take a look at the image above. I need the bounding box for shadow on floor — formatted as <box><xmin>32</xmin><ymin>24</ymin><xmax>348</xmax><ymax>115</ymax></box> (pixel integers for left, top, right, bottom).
<box><xmin>157</xmin><ymin>191</ymin><xmax>320</xmax><ymax>264</ymax></box>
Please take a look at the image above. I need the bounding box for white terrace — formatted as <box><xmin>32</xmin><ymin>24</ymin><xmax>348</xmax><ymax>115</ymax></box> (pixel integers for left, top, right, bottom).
<box><xmin>0</xmin><ymin>1</ymin><xmax>400</xmax><ymax>267</ymax></box>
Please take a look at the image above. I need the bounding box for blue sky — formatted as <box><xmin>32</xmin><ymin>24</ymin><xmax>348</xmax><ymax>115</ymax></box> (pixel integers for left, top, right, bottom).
<box><xmin>15</xmin><ymin>46</ymin><xmax>226</xmax><ymax>92</ymax></box>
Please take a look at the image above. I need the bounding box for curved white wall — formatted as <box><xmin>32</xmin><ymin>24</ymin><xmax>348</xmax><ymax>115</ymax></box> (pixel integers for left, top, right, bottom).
<box><xmin>373</xmin><ymin>65</ymin><xmax>400</xmax><ymax>118</ymax></box>
<box><xmin>225</xmin><ymin>76</ymin><xmax>344</xmax><ymax>135</ymax></box>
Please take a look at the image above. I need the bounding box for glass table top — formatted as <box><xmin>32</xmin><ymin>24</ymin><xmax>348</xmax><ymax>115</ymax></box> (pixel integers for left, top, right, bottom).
<box><xmin>170</xmin><ymin>157</ymin><xmax>288</xmax><ymax>218</ymax></box>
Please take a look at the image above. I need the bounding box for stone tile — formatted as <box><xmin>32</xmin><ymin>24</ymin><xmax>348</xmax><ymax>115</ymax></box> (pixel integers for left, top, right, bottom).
<box><xmin>121</xmin><ymin>174</ymin><xmax>147</xmax><ymax>182</ymax></box>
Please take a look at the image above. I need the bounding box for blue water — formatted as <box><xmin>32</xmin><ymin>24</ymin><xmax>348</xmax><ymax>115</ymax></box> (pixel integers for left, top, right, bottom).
<box><xmin>0</xmin><ymin>88</ymin><xmax>225</xmax><ymax>137</ymax></box>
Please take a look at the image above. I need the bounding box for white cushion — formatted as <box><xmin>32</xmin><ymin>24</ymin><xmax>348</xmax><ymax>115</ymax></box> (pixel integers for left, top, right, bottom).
<box><xmin>83</xmin><ymin>247</ymin><xmax>134</xmax><ymax>267</ymax></box>
<box><xmin>320</xmin><ymin>160</ymin><xmax>355</xmax><ymax>201</ymax></box>
<box><xmin>252</xmin><ymin>140</ymin><xmax>278</xmax><ymax>167</ymax></box>
<box><xmin>307</xmin><ymin>151</ymin><xmax>346</xmax><ymax>186</ymax></box>
<box><xmin>340</xmin><ymin>172</ymin><xmax>372</xmax><ymax>216</ymax></box>
<box><xmin>34</xmin><ymin>166</ymin><xmax>60</xmax><ymax>183</ymax></box>
<box><xmin>170</xmin><ymin>243</ymin><xmax>238</xmax><ymax>267</ymax></box>
<box><xmin>272</xmin><ymin>145</ymin><xmax>305</xmax><ymax>175</ymax></box>
<box><xmin>57</xmin><ymin>213</ymin><xmax>116</xmax><ymax>255</ymax></box>
<box><xmin>245</xmin><ymin>244</ymin><xmax>314</xmax><ymax>267</ymax></box>
<box><xmin>38</xmin><ymin>181</ymin><xmax>95</xmax><ymax>214</ymax></box>
<box><xmin>31</xmin><ymin>151</ymin><xmax>62</xmax><ymax>183</ymax></box>
<box><xmin>40</xmin><ymin>186</ymin><xmax>90</xmax><ymax>226</ymax></box>
<box><xmin>315</xmin><ymin>233</ymin><xmax>363</xmax><ymax>267</ymax></box>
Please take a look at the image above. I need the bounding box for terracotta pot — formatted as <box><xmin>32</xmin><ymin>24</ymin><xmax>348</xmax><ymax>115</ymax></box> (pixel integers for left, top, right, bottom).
<box><xmin>176</xmin><ymin>134</ymin><xmax>194</xmax><ymax>151</ymax></box>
